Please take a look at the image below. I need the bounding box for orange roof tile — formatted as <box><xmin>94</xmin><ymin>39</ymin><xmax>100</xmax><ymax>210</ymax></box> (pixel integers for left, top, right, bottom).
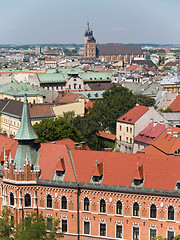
<box><xmin>117</xmin><ymin>105</ymin><xmax>149</xmax><ymax>123</ymax></box>
<box><xmin>98</xmin><ymin>131</ymin><xmax>116</xmax><ymax>141</ymax></box>
<box><xmin>126</xmin><ymin>65</ymin><xmax>137</xmax><ymax>71</ymax></box>
<box><xmin>169</xmin><ymin>95</ymin><xmax>180</xmax><ymax>111</ymax></box>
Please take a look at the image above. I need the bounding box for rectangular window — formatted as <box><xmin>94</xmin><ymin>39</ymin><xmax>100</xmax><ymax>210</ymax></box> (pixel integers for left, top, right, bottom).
<box><xmin>46</xmin><ymin>217</ymin><xmax>53</xmax><ymax>231</ymax></box>
<box><xmin>133</xmin><ymin>227</ymin><xmax>139</xmax><ymax>240</ymax></box>
<box><xmin>150</xmin><ymin>229</ymin><xmax>156</xmax><ymax>239</ymax></box>
<box><xmin>127</xmin><ymin>127</ymin><xmax>128</xmax><ymax>132</ymax></box>
<box><xmin>130</xmin><ymin>128</ymin><xmax>132</xmax><ymax>133</ymax></box>
<box><xmin>100</xmin><ymin>223</ymin><xmax>106</xmax><ymax>236</ymax></box>
<box><xmin>84</xmin><ymin>221</ymin><xmax>90</xmax><ymax>235</ymax></box>
<box><xmin>120</xmin><ymin>125</ymin><xmax>122</xmax><ymax>131</ymax></box>
<box><xmin>69</xmin><ymin>85</ymin><xmax>71</xmax><ymax>89</ymax></box>
<box><xmin>126</xmin><ymin>137</ymin><xmax>128</xmax><ymax>143</ymax></box>
<box><xmin>62</xmin><ymin>219</ymin><xmax>67</xmax><ymax>232</ymax></box>
<box><xmin>116</xmin><ymin>225</ymin><xmax>122</xmax><ymax>238</ymax></box>
<box><xmin>79</xmin><ymin>84</ymin><xmax>81</xmax><ymax>89</ymax></box>
<box><xmin>167</xmin><ymin>231</ymin><xmax>174</xmax><ymax>240</ymax></box>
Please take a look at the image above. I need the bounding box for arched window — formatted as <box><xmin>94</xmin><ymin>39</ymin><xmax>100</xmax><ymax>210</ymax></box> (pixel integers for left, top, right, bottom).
<box><xmin>84</xmin><ymin>197</ymin><xmax>90</xmax><ymax>211</ymax></box>
<box><xmin>150</xmin><ymin>204</ymin><xmax>157</xmax><ymax>218</ymax></box>
<box><xmin>46</xmin><ymin>194</ymin><xmax>52</xmax><ymax>208</ymax></box>
<box><xmin>168</xmin><ymin>206</ymin><xmax>174</xmax><ymax>220</ymax></box>
<box><xmin>116</xmin><ymin>201</ymin><xmax>122</xmax><ymax>215</ymax></box>
<box><xmin>133</xmin><ymin>202</ymin><xmax>139</xmax><ymax>217</ymax></box>
<box><xmin>100</xmin><ymin>199</ymin><xmax>106</xmax><ymax>213</ymax></box>
<box><xmin>10</xmin><ymin>192</ymin><xmax>14</xmax><ymax>206</ymax></box>
<box><xmin>24</xmin><ymin>193</ymin><xmax>31</xmax><ymax>207</ymax></box>
<box><xmin>61</xmin><ymin>196</ymin><xmax>67</xmax><ymax>210</ymax></box>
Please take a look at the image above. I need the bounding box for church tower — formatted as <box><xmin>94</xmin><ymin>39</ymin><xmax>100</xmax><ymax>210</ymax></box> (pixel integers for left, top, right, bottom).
<box><xmin>84</xmin><ymin>21</ymin><xmax>96</xmax><ymax>58</ymax></box>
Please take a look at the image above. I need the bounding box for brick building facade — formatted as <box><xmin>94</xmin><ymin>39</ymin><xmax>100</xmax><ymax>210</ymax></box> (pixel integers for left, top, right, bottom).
<box><xmin>84</xmin><ymin>22</ymin><xmax>144</xmax><ymax>63</ymax></box>
<box><xmin>0</xmin><ymin>96</ymin><xmax>180</xmax><ymax>239</ymax></box>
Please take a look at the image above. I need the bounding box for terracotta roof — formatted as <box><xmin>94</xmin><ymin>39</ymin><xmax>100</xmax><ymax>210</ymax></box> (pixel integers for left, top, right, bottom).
<box><xmin>29</xmin><ymin>103</ymin><xmax>54</xmax><ymax>117</ymax></box>
<box><xmin>133</xmin><ymin>164</ymin><xmax>143</xmax><ymax>180</ymax></box>
<box><xmin>55</xmin><ymin>157</ymin><xmax>65</xmax><ymax>171</ymax></box>
<box><xmin>58</xmin><ymin>92</ymin><xmax>79</xmax><ymax>104</ymax></box>
<box><xmin>45</xmin><ymin>138</ymin><xmax>76</xmax><ymax>150</ymax></box>
<box><xmin>39</xmin><ymin>144</ymin><xmax>77</xmax><ymax>181</ymax></box>
<box><xmin>144</xmin><ymin>126</ymin><xmax>180</xmax><ymax>155</ymax></box>
<box><xmin>117</xmin><ymin>105</ymin><xmax>149</xmax><ymax>123</ymax></box>
<box><xmin>71</xmin><ymin>149</ymin><xmax>180</xmax><ymax>191</ymax></box>
<box><xmin>169</xmin><ymin>95</ymin><xmax>180</xmax><ymax>112</ymax></box>
<box><xmin>85</xmin><ymin>100</ymin><xmax>93</xmax><ymax>114</ymax></box>
<box><xmin>92</xmin><ymin>162</ymin><xmax>103</xmax><ymax>176</ymax></box>
<box><xmin>134</xmin><ymin>123</ymin><xmax>166</xmax><ymax>144</ymax></box>
<box><xmin>126</xmin><ymin>65</ymin><xmax>137</xmax><ymax>71</ymax></box>
<box><xmin>98</xmin><ymin>131</ymin><xmax>116</xmax><ymax>141</ymax></box>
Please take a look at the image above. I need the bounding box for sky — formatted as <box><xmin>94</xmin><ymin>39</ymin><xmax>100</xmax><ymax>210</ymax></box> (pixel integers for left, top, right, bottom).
<box><xmin>0</xmin><ymin>0</ymin><xmax>180</xmax><ymax>45</ymax></box>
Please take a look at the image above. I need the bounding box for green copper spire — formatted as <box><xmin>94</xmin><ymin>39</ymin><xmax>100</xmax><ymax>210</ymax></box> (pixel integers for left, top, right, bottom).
<box><xmin>14</xmin><ymin>94</ymin><xmax>39</xmax><ymax>170</ymax></box>
<box><xmin>14</xmin><ymin>94</ymin><xmax>38</xmax><ymax>140</ymax></box>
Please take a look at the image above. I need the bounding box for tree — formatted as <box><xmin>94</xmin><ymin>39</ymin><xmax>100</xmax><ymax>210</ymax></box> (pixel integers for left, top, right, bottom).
<box><xmin>87</xmin><ymin>86</ymin><xmax>155</xmax><ymax>134</ymax></box>
<box><xmin>14</xmin><ymin>213</ymin><xmax>63</xmax><ymax>240</ymax></box>
<box><xmin>0</xmin><ymin>210</ymin><xmax>14</xmax><ymax>240</ymax></box>
<box><xmin>33</xmin><ymin>117</ymin><xmax>83</xmax><ymax>143</ymax></box>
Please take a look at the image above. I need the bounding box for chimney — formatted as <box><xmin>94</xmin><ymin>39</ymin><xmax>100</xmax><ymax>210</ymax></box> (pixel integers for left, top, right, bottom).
<box><xmin>74</xmin><ymin>143</ymin><xmax>80</xmax><ymax>150</ymax></box>
<box><xmin>9</xmin><ymin>134</ymin><xmax>14</xmax><ymax>139</ymax></box>
<box><xmin>167</xmin><ymin>129</ymin><xmax>172</xmax><ymax>135</ymax></box>
<box><xmin>80</xmin><ymin>142</ymin><xmax>86</xmax><ymax>150</ymax></box>
<box><xmin>173</xmin><ymin>132</ymin><xmax>178</xmax><ymax>138</ymax></box>
<box><xmin>104</xmin><ymin>148</ymin><xmax>112</xmax><ymax>152</ymax></box>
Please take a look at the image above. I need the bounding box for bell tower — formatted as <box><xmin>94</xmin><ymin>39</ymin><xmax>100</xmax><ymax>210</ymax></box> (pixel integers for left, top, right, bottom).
<box><xmin>84</xmin><ymin>21</ymin><xmax>96</xmax><ymax>58</ymax></box>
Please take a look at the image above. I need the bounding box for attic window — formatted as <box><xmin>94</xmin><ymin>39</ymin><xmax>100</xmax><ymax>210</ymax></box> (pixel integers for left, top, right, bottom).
<box><xmin>90</xmin><ymin>78</ymin><xmax>92</xmax><ymax>80</ymax></box>
<box><xmin>176</xmin><ymin>183</ymin><xmax>180</xmax><ymax>190</ymax></box>
<box><xmin>88</xmin><ymin>93</ymin><xmax>91</xmax><ymax>97</ymax></box>
<box><xmin>56</xmin><ymin>170</ymin><xmax>65</xmax><ymax>176</ymax></box>
<box><xmin>129</xmin><ymin>118</ymin><xmax>132</xmax><ymax>121</ymax></box>
<box><xmin>123</xmin><ymin>117</ymin><xmax>127</xmax><ymax>120</ymax></box>
<box><xmin>92</xmin><ymin>175</ymin><xmax>103</xmax><ymax>182</ymax></box>
<box><xmin>133</xmin><ymin>179</ymin><xmax>143</xmax><ymax>186</ymax></box>
<box><xmin>95</xmin><ymin>93</ymin><xmax>98</xmax><ymax>97</ymax></box>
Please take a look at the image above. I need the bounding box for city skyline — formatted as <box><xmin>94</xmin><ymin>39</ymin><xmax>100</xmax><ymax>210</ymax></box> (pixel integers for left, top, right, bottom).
<box><xmin>0</xmin><ymin>0</ymin><xmax>180</xmax><ymax>45</ymax></box>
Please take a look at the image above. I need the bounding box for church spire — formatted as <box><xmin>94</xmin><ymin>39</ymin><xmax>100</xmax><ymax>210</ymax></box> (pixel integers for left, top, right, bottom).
<box><xmin>14</xmin><ymin>94</ymin><xmax>39</xmax><ymax>170</ymax></box>
<box><xmin>14</xmin><ymin>94</ymin><xmax>38</xmax><ymax>141</ymax></box>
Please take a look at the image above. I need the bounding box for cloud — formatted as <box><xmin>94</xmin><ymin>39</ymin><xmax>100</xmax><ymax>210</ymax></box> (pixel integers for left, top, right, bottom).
<box><xmin>109</xmin><ymin>27</ymin><xmax>124</xmax><ymax>32</ymax></box>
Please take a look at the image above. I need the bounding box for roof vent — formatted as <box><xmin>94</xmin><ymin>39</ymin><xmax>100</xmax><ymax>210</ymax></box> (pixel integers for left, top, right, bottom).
<box><xmin>167</xmin><ymin>129</ymin><xmax>172</xmax><ymax>135</ymax></box>
<box><xmin>173</xmin><ymin>132</ymin><xmax>178</xmax><ymax>138</ymax></box>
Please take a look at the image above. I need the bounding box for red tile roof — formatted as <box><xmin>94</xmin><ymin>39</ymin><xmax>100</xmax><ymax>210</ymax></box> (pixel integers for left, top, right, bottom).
<box><xmin>98</xmin><ymin>131</ymin><xmax>116</xmax><ymax>141</ymax></box>
<box><xmin>126</xmin><ymin>65</ymin><xmax>137</xmax><ymax>71</ymax></box>
<box><xmin>71</xmin><ymin>150</ymin><xmax>180</xmax><ymax>191</ymax></box>
<box><xmin>117</xmin><ymin>105</ymin><xmax>149</xmax><ymax>123</ymax></box>
<box><xmin>58</xmin><ymin>92</ymin><xmax>79</xmax><ymax>104</ymax></box>
<box><xmin>134</xmin><ymin>122</ymin><xmax>166</xmax><ymax>144</ymax></box>
<box><xmin>144</xmin><ymin>126</ymin><xmax>180</xmax><ymax>155</ymax></box>
<box><xmin>169</xmin><ymin>95</ymin><xmax>180</xmax><ymax>112</ymax></box>
<box><xmin>45</xmin><ymin>138</ymin><xmax>76</xmax><ymax>150</ymax></box>
<box><xmin>39</xmin><ymin>144</ymin><xmax>77</xmax><ymax>181</ymax></box>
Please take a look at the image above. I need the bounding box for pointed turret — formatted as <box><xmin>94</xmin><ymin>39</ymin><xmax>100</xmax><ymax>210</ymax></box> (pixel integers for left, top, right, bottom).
<box><xmin>14</xmin><ymin>94</ymin><xmax>39</xmax><ymax>170</ymax></box>
<box><xmin>14</xmin><ymin>94</ymin><xmax>38</xmax><ymax>140</ymax></box>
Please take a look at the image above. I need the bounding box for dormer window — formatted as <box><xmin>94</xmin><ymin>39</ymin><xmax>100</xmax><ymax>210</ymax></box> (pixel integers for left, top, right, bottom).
<box><xmin>123</xmin><ymin>117</ymin><xmax>127</xmax><ymax>120</ymax></box>
<box><xmin>91</xmin><ymin>162</ymin><xmax>103</xmax><ymax>184</ymax></box>
<box><xmin>56</xmin><ymin>170</ymin><xmax>65</xmax><ymax>177</ymax></box>
<box><xmin>92</xmin><ymin>175</ymin><xmax>102</xmax><ymax>182</ymax></box>
<box><xmin>54</xmin><ymin>157</ymin><xmax>66</xmax><ymax>180</ymax></box>
<box><xmin>132</xmin><ymin>164</ymin><xmax>144</xmax><ymax>187</ymax></box>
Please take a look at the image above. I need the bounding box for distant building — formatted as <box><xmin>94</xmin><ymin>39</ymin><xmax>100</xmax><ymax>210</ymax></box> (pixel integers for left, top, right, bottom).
<box><xmin>84</xmin><ymin>22</ymin><xmax>143</xmax><ymax>62</ymax></box>
<box><xmin>116</xmin><ymin>105</ymin><xmax>167</xmax><ymax>153</ymax></box>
